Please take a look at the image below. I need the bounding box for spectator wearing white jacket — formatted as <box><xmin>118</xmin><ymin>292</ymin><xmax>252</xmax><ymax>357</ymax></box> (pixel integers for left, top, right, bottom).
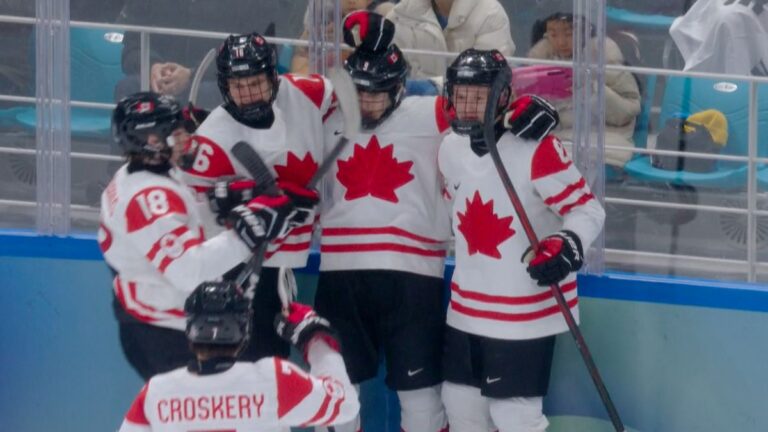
<box><xmin>387</xmin><ymin>0</ymin><xmax>515</xmax><ymax>79</ymax></box>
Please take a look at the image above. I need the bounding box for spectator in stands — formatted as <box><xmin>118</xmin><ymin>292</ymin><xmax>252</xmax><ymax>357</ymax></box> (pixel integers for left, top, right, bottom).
<box><xmin>386</xmin><ymin>0</ymin><xmax>515</xmax><ymax>79</ymax></box>
<box><xmin>290</xmin><ymin>0</ymin><xmax>395</xmax><ymax>74</ymax></box>
<box><xmin>529</xmin><ymin>12</ymin><xmax>641</xmax><ymax>170</ymax></box>
<box><xmin>114</xmin><ymin>0</ymin><xmax>307</xmax><ymax>108</ymax></box>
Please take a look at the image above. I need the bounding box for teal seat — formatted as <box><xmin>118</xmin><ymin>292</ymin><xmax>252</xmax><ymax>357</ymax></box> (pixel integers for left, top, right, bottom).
<box><xmin>606</xmin><ymin>6</ymin><xmax>676</xmax><ymax>29</ymax></box>
<box><xmin>7</xmin><ymin>27</ymin><xmax>124</xmax><ymax>136</ymax></box>
<box><xmin>624</xmin><ymin>77</ymin><xmax>768</xmax><ymax>189</ymax></box>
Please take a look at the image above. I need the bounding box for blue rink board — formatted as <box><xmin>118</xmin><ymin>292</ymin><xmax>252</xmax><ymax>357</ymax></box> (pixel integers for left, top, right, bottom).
<box><xmin>2</xmin><ymin>233</ymin><xmax>768</xmax><ymax>432</ymax></box>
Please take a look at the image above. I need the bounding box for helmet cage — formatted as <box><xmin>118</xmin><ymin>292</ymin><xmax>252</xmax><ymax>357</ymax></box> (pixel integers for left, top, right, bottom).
<box><xmin>345</xmin><ymin>46</ymin><xmax>409</xmax><ymax>129</ymax></box>
<box><xmin>443</xmin><ymin>50</ymin><xmax>512</xmax><ymax>136</ymax></box>
<box><xmin>217</xmin><ymin>33</ymin><xmax>280</xmax><ymax>125</ymax></box>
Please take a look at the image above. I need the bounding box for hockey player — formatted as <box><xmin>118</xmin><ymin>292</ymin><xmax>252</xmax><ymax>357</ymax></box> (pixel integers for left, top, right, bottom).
<box><xmin>181</xmin><ymin>31</ymin><xmax>329</xmax><ymax>362</ymax></box>
<box><xmin>101</xmin><ymin>92</ymin><xmax>297</xmax><ymax>380</ymax></box>
<box><xmin>117</xmin><ymin>281</ymin><xmax>360</xmax><ymax>432</ymax></box>
<box><xmin>438</xmin><ymin>49</ymin><xmax>605</xmax><ymax>432</ymax></box>
<box><xmin>316</xmin><ymin>12</ymin><xmax>563</xmax><ymax>432</ymax></box>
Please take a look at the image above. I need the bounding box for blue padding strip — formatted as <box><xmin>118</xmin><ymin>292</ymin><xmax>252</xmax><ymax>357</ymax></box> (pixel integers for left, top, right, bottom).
<box><xmin>3</xmin><ymin>231</ymin><xmax>768</xmax><ymax>312</ymax></box>
<box><xmin>579</xmin><ymin>272</ymin><xmax>768</xmax><ymax>313</ymax></box>
<box><xmin>0</xmin><ymin>231</ymin><xmax>103</xmax><ymax>260</ymax></box>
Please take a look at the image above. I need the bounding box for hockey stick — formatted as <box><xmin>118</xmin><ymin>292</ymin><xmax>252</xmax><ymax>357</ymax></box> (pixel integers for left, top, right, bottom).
<box><xmin>188</xmin><ymin>48</ymin><xmax>217</xmax><ymax>107</ymax></box>
<box><xmin>308</xmin><ymin>67</ymin><xmax>361</xmax><ymax>188</ymax></box>
<box><xmin>483</xmin><ymin>74</ymin><xmax>626</xmax><ymax>432</ymax></box>
<box><xmin>277</xmin><ymin>266</ymin><xmax>298</xmax><ymax>315</ymax></box>
<box><xmin>231</xmin><ymin>141</ymin><xmax>280</xmax><ymax>297</ymax></box>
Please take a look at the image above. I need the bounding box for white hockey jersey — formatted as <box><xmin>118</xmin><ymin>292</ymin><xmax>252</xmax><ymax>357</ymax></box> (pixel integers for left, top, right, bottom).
<box><xmin>670</xmin><ymin>0</ymin><xmax>768</xmax><ymax>75</ymax></box>
<box><xmin>319</xmin><ymin>96</ymin><xmax>453</xmax><ymax>278</ymax></box>
<box><xmin>183</xmin><ymin>73</ymin><xmax>338</xmax><ymax>268</ymax></box>
<box><xmin>438</xmin><ymin>132</ymin><xmax>605</xmax><ymax>340</ymax></box>
<box><xmin>118</xmin><ymin>341</ymin><xmax>359</xmax><ymax>432</ymax></box>
<box><xmin>99</xmin><ymin>165</ymin><xmax>252</xmax><ymax>330</ymax></box>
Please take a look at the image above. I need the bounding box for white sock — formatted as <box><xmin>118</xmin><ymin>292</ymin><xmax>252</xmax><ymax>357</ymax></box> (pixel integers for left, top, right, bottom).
<box><xmin>441</xmin><ymin>382</ymin><xmax>495</xmax><ymax>432</ymax></box>
<box><xmin>489</xmin><ymin>396</ymin><xmax>548</xmax><ymax>432</ymax></box>
<box><xmin>397</xmin><ymin>385</ymin><xmax>448</xmax><ymax>432</ymax></box>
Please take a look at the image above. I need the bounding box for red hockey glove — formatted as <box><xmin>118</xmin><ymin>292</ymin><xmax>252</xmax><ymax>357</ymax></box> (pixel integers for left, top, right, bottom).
<box><xmin>208</xmin><ymin>179</ymin><xmax>262</xmax><ymax>224</ymax></box>
<box><xmin>522</xmin><ymin>230</ymin><xmax>584</xmax><ymax>286</ymax></box>
<box><xmin>228</xmin><ymin>194</ymin><xmax>295</xmax><ymax>249</ymax></box>
<box><xmin>278</xmin><ymin>180</ymin><xmax>320</xmax><ymax>228</ymax></box>
<box><xmin>503</xmin><ymin>95</ymin><xmax>559</xmax><ymax>141</ymax></box>
<box><xmin>343</xmin><ymin>10</ymin><xmax>395</xmax><ymax>52</ymax></box>
<box><xmin>274</xmin><ymin>303</ymin><xmax>339</xmax><ymax>357</ymax></box>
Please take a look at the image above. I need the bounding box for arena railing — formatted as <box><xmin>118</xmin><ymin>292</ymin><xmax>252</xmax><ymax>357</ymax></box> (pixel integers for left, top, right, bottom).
<box><xmin>1</xmin><ymin>15</ymin><xmax>768</xmax><ymax>281</ymax></box>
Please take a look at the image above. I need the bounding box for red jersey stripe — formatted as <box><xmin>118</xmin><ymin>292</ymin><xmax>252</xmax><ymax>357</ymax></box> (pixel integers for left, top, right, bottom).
<box><xmin>146</xmin><ymin>226</ymin><xmax>190</xmax><ymax>261</ymax></box>
<box><xmin>323</xmin><ymin>396</ymin><xmax>346</xmax><ymax>425</ymax></box>
<box><xmin>451</xmin><ymin>281</ymin><xmax>577</xmax><ymax>305</ymax></box>
<box><xmin>559</xmin><ymin>193</ymin><xmax>595</xmax><ymax>216</ymax></box>
<box><xmin>322</xmin><ymin>226</ymin><xmax>445</xmax><ymax>244</ymax></box>
<box><xmin>158</xmin><ymin>237</ymin><xmax>204</xmax><ymax>273</ymax></box>
<box><xmin>321</xmin><ymin>242</ymin><xmax>446</xmax><ymax>257</ymax></box>
<box><xmin>300</xmin><ymin>393</ymin><xmax>333</xmax><ymax>427</ymax></box>
<box><xmin>124</xmin><ymin>384</ymin><xmax>150</xmax><ymax>425</ymax></box>
<box><xmin>450</xmin><ymin>297</ymin><xmax>579</xmax><ymax>322</ymax></box>
<box><xmin>543</xmin><ymin>178</ymin><xmax>586</xmax><ymax>206</ymax></box>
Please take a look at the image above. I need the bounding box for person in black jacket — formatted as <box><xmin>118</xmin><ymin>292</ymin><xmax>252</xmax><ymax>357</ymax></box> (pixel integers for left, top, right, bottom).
<box><xmin>114</xmin><ymin>0</ymin><xmax>307</xmax><ymax>108</ymax></box>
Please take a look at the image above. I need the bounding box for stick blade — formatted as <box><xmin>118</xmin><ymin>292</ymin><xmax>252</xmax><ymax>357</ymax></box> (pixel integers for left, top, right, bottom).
<box><xmin>327</xmin><ymin>67</ymin><xmax>361</xmax><ymax>139</ymax></box>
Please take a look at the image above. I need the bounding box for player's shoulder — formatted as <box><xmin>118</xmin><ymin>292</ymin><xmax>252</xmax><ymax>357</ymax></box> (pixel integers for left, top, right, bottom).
<box><xmin>530</xmin><ymin>134</ymin><xmax>573</xmax><ymax>180</ymax></box>
<box><xmin>280</xmin><ymin>73</ymin><xmax>331</xmax><ymax>110</ymax></box>
<box><xmin>122</xmin><ymin>174</ymin><xmax>190</xmax><ymax>232</ymax></box>
<box><xmin>144</xmin><ymin>365</ymin><xmax>192</xmax><ymax>392</ymax></box>
<box><xmin>194</xmin><ymin>106</ymin><xmax>239</xmax><ymax>142</ymax></box>
<box><xmin>390</xmin><ymin>96</ymin><xmax>451</xmax><ymax>134</ymax></box>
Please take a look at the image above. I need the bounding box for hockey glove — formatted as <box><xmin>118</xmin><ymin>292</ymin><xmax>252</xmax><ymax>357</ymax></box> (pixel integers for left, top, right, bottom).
<box><xmin>522</xmin><ymin>230</ymin><xmax>584</xmax><ymax>286</ymax></box>
<box><xmin>228</xmin><ymin>194</ymin><xmax>296</xmax><ymax>249</ymax></box>
<box><xmin>503</xmin><ymin>95</ymin><xmax>559</xmax><ymax>141</ymax></box>
<box><xmin>278</xmin><ymin>180</ymin><xmax>320</xmax><ymax>228</ymax></box>
<box><xmin>208</xmin><ymin>179</ymin><xmax>261</xmax><ymax>224</ymax></box>
<box><xmin>274</xmin><ymin>302</ymin><xmax>339</xmax><ymax>357</ymax></box>
<box><xmin>343</xmin><ymin>10</ymin><xmax>395</xmax><ymax>52</ymax></box>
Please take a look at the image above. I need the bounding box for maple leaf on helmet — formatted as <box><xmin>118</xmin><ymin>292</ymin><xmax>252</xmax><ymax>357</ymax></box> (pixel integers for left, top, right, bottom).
<box><xmin>336</xmin><ymin>135</ymin><xmax>414</xmax><ymax>203</ymax></box>
<box><xmin>274</xmin><ymin>152</ymin><xmax>318</xmax><ymax>187</ymax></box>
<box><xmin>457</xmin><ymin>191</ymin><xmax>515</xmax><ymax>259</ymax></box>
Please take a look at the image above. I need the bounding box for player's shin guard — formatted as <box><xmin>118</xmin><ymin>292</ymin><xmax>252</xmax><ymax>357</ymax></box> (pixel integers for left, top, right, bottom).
<box><xmin>488</xmin><ymin>396</ymin><xmax>548</xmax><ymax>432</ymax></box>
<box><xmin>441</xmin><ymin>382</ymin><xmax>495</xmax><ymax>432</ymax></box>
<box><xmin>397</xmin><ymin>385</ymin><xmax>448</xmax><ymax>432</ymax></box>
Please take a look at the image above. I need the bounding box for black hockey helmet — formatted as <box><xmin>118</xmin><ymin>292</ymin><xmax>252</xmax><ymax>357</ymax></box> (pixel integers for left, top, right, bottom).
<box><xmin>444</xmin><ymin>49</ymin><xmax>512</xmax><ymax>136</ymax></box>
<box><xmin>185</xmin><ymin>281</ymin><xmax>252</xmax><ymax>347</ymax></box>
<box><xmin>216</xmin><ymin>32</ymin><xmax>279</xmax><ymax>127</ymax></box>
<box><xmin>112</xmin><ymin>91</ymin><xmax>183</xmax><ymax>160</ymax></box>
<box><xmin>345</xmin><ymin>44</ymin><xmax>409</xmax><ymax>129</ymax></box>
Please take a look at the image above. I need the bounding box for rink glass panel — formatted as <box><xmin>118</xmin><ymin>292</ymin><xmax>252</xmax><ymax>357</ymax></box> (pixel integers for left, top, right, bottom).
<box><xmin>1</xmin><ymin>0</ymin><xmax>768</xmax><ymax>279</ymax></box>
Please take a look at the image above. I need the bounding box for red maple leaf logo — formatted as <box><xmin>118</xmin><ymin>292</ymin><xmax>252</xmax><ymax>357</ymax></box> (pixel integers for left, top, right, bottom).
<box><xmin>457</xmin><ymin>191</ymin><xmax>515</xmax><ymax>259</ymax></box>
<box><xmin>336</xmin><ymin>135</ymin><xmax>414</xmax><ymax>203</ymax></box>
<box><xmin>274</xmin><ymin>152</ymin><xmax>318</xmax><ymax>187</ymax></box>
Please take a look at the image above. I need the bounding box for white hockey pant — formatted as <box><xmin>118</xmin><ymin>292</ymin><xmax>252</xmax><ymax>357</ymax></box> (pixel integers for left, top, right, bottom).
<box><xmin>442</xmin><ymin>382</ymin><xmax>549</xmax><ymax>432</ymax></box>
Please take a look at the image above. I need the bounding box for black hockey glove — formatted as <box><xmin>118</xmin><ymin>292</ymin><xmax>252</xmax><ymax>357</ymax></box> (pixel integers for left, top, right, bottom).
<box><xmin>274</xmin><ymin>302</ymin><xmax>339</xmax><ymax>356</ymax></box>
<box><xmin>503</xmin><ymin>95</ymin><xmax>559</xmax><ymax>141</ymax></box>
<box><xmin>208</xmin><ymin>179</ymin><xmax>262</xmax><ymax>224</ymax></box>
<box><xmin>278</xmin><ymin>180</ymin><xmax>320</xmax><ymax>228</ymax></box>
<box><xmin>228</xmin><ymin>195</ymin><xmax>296</xmax><ymax>249</ymax></box>
<box><xmin>522</xmin><ymin>230</ymin><xmax>584</xmax><ymax>286</ymax></box>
